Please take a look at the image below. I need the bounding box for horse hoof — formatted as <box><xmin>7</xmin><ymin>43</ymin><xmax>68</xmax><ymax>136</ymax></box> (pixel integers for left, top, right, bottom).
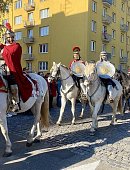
<box><xmin>3</xmin><ymin>152</ymin><xmax>12</xmax><ymax>157</ymax></box>
<box><xmin>56</xmin><ymin>122</ymin><xmax>61</xmax><ymax>126</ymax></box>
<box><xmin>90</xmin><ymin>131</ymin><xmax>95</xmax><ymax>136</ymax></box>
<box><xmin>79</xmin><ymin>116</ymin><xmax>83</xmax><ymax>119</ymax></box>
<box><xmin>34</xmin><ymin>138</ymin><xmax>41</xmax><ymax>143</ymax></box>
<box><xmin>72</xmin><ymin>122</ymin><xmax>76</xmax><ymax>125</ymax></box>
<box><xmin>26</xmin><ymin>142</ymin><xmax>33</xmax><ymax>147</ymax></box>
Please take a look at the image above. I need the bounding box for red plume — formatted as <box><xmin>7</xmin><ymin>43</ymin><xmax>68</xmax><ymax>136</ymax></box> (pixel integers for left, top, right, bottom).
<box><xmin>5</xmin><ymin>23</ymin><xmax>12</xmax><ymax>31</ymax></box>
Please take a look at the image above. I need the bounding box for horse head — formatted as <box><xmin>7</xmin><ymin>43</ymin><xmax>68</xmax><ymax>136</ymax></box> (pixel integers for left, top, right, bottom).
<box><xmin>50</xmin><ymin>62</ymin><xmax>61</xmax><ymax>80</ymax></box>
<box><xmin>84</xmin><ymin>62</ymin><xmax>97</xmax><ymax>85</ymax></box>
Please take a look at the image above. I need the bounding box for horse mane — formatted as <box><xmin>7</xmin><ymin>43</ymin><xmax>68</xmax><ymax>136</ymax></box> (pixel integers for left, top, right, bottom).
<box><xmin>85</xmin><ymin>63</ymin><xmax>95</xmax><ymax>75</ymax></box>
<box><xmin>61</xmin><ymin>64</ymin><xmax>69</xmax><ymax>70</ymax></box>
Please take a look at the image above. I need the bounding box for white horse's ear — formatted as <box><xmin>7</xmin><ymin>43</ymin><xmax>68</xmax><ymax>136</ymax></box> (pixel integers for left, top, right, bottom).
<box><xmin>57</xmin><ymin>62</ymin><xmax>61</xmax><ymax>67</ymax></box>
<box><xmin>53</xmin><ymin>62</ymin><xmax>56</xmax><ymax>65</ymax></box>
<box><xmin>85</xmin><ymin>61</ymin><xmax>88</xmax><ymax>66</ymax></box>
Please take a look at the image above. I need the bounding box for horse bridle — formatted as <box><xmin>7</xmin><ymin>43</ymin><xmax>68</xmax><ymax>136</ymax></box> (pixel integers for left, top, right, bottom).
<box><xmin>50</xmin><ymin>65</ymin><xmax>71</xmax><ymax>81</ymax></box>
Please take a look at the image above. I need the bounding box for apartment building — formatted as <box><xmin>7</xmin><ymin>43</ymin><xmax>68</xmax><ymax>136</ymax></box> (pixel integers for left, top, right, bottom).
<box><xmin>0</xmin><ymin>0</ymin><xmax>130</xmax><ymax>73</ymax></box>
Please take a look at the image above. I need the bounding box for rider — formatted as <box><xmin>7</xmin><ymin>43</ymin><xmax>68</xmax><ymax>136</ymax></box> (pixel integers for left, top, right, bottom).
<box><xmin>96</xmin><ymin>51</ymin><xmax>117</xmax><ymax>102</ymax></box>
<box><xmin>0</xmin><ymin>23</ymin><xmax>32</xmax><ymax>111</ymax></box>
<box><xmin>69</xmin><ymin>46</ymin><xmax>86</xmax><ymax>97</ymax></box>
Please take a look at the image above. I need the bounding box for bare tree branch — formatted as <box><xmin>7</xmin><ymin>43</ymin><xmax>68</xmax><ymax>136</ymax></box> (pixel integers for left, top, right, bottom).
<box><xmin>0</xmin><ymin>0</ymin><xmax>12</xmax><ymax>13</ymax></box>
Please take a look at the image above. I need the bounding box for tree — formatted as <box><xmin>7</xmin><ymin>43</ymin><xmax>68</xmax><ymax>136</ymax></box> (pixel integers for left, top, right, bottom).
<box><xmin>0</xmin><ymin>0</ymin><xmax>12</xmax><ymax>13</ymax></box>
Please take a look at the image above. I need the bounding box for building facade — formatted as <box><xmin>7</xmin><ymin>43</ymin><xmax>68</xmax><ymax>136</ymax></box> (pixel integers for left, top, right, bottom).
<box><xmin>0</xmin><ymin>0</ymin><xmax>130</xmax><ymax>73</ymax></box>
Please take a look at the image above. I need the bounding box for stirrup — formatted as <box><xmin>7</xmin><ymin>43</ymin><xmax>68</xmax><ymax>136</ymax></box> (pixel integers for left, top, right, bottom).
<box><xmin>109</xmin><ymin>97</ymin><xmax>114</xmax><ymax>103</ymax></box>
<box><xmin>81</xmin><ymin>93</ymin><xmax>87</xmax><ymax>100</ymax></box>
<box><xmin>12</xmin><ymin>103</ymin><xmax>20</xmax><ymax>112</ymax></box>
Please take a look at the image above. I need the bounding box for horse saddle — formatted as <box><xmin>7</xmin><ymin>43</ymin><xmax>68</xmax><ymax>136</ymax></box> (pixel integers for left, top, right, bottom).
<box><xmin>99</xmin><ymin>77</ymin><xmax>116</xmax><ymax>88</ymax></box>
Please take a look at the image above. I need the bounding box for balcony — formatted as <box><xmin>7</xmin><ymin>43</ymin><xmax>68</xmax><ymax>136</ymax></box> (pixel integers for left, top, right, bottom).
<box><xmin>120</xmin><ymin>56</ymin><xmax>128</xmax><ymax>64</ymax></box>
<box><xmin>102</xmin><ymin>32</ymin><xmax>112</xmax><ymax>42</ymax></box>
<box><xmin>24</xmin><ymin>20</ymin><xmax>35</xmax><ymax>28</ymax></box>
<box><xmin>128</xmin><ymin>1</ymin><xmax>130</xmax><ymax>7</ymax></box>
<box><xmin>23</xmin><ymin>37</ymin><xmax>34</xmax><ymax>44</ymax></box>
<box><xmin>24</xmin><ymin>3</ymin><xmax>35</xmax><ymax>12</ymax></box>
<box><xmin>102</xmin><ymin>0</ymin><xmax>112</xmax><ymax>7</ymax></box>
<box><xmin>122</xmin><ymin>0</ymin><xmax>128</xmax><ymax>2</ymax></box>
<box><xmin>120</xmin><ymin>24</ymin><xmax>129</xmax><ymax>32</ymax></box>
<box><xmin>102</xmin><ymin>14</ymin><xmax>112</xmax><ymax>25</ymax></box>
<box><xmin>23</xmin><ymin>54</ymin><xmax>35</xmax><ymax>61</ymax></box>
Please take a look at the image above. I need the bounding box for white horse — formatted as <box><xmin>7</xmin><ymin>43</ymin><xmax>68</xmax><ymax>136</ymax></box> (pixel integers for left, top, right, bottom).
<box><xmin>84</xmin><ymin>62</ymin><xmax>123</xmax><ymax>134</ymax></box>
<box><xmin>0</xmin><ymin>72</ymin><xmax>49</xmax><ymax>157</ymax></box>
<box><xmin>50</xmin><ymin>62</ymin><xmax>87</xmax><ymax>125</ymax></box>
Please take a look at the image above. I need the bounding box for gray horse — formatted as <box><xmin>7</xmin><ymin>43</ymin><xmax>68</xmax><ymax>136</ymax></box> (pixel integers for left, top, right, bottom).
<box><xmin>114</xmin><ymin>70</ymin><xmax>130</xmax><ymax>113</ymax></box>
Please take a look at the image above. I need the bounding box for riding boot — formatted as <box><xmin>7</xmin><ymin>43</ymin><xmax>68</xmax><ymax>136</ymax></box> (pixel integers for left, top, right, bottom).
<box><xmin>80</xmin><ymin>82</ymin><xmax>87</xmax><ymax>99</ymax></box>
<box><xmin>10</xmin><ymin>85</ymin><xmax>20</xmax><ymax>112</ymax></box>
<box><xmin>108</xmin><ymin>85</ymin><xmax>114</xmax><ymax>103</ymax></box>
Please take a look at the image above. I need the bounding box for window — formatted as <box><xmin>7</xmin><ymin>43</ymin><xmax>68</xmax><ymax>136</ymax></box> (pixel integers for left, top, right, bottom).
<box><xmin>15</xmin><ymin>32</ymin><xmax>22</xmax><ymax>40</ymax></box>
<box><xmin>128</xmin><ymin>7</ymin><xmax>130</xmax><ymax>15</ymax></box>
<box><xmin>121</xmin><ymin>34</ymin><xmax>124</xmax><ymax>43</ymax></box>
<box><xmin>39</xmin><ymin>44</ymin><xmax>48</xmax><ymax>53</ymax></box>
<box><xmin>112</xmin><ymin>29</ymin><xmax>116</xmax><ymax>39</ymax></box>
<box><xmin>92</xmin><ymin>1</ymin><xmax>97</xmax><ymax>12</ymax></box>
<box><xmin>121</xmin><ymin>17</ymin><xmax>124</xmax><ymax>25</ymax></box>
<box><xmin>127</xmin><ymin>36</ymin><xmax>130</xmax><ymax>44</ymax></box>
<box><xmin>91</xmin><ymin>40</ymin><xmax>96</xmax><ymax>51</ymax></box>
<box><xmin>14</xmin><ymin>16</ymin><xmax>22</xmax><ymax>25</ymax></box>
<box><xmin>28</xmin><ymin>29</ymin><xmax>33</xmax><ymax>38</ymax></box>
<box><xmin>102</xmin><ymin>7</ymin><xmax>107</xmax><ymax>17</ymax></box>
<box><xmin>39</xmin><ymin>61</ymin><xmax>48</xmax><ymax>71</ymax></box>
<box><xmin>121</xmin><ymin>3</ymin><xmax>124</xmax><ymax>12</ymax></box>
<box><xmin>40</xmin><ymin>26</ymin><xmax>49</xmax><ymax>36</ymax></box>
<box><xmin>112</xmin><ymin>0</ymin><xmax>116</xmax><ymax>5</ymax></box>
<box><xmin>26</xmin><ymin>62</ymin><xmax>32</xmax><ymax>71</ymax></box>
<box><xmin>28</xmin><ymin>13</ymin><xmax>33</xmax><ymax>21</ymax></box>
<box><xmin>28</xmin><ymin>0</ymin><xmax>34</xmax><ymax>4</ymax></box>
<box><xmin>120</xmin><ymin>49</ymin><xmax>124</xmax><ymax>58</ymax></box>
<box><xmin>127</xmin><ymin>52</ymin><xmax>129</xmax><ymax>59</ymax></box>
<box><xmin>112</xmin><ymin>46</ymin><xmax>115</xmax><ymax>56</ymax></box>
<box><xmin>28</xmin><ymin>46</ymin><xmax>32</xmax><ymax>54</ymax></box>
<box><xmin>91</xmin><ymin>20</ymin><xmax>96</xmax><ymax>32</ymax></box>
<box><xmin>40</xmin><ymin>8</ymin><xmax>49</xmax><ymax>19</ymax></box>
<box><xmin>112</xmin><ymin>13</ymin><xmax>116</xmax><ymax>23</ymax></box>
<box><xmin>15</xmin><ymin>0</ymin><xmax>22</xmax><ymax>9</ymax></box>
<box><xmin>102</xmin><ymin>44</ymin><xmax>106</xmax><ymax>51</ymax></box>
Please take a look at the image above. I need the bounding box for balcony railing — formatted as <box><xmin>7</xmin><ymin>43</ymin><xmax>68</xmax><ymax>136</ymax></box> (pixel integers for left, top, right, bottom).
<box><xmin>120</xmin><ymin>24</ymin><xmax>129</xmax><ymax>32</ymax></box>
<box><xmin>24</xmin><ymin>20</ymin><xmax>35</xmax><ymax>28</ymax></box>
<box><xmin>120</xmin><ymin>56</ymin><xmax>128</xmax><ymax>63</ymax></box>
<box><xmin>24</xmin><ymin>3</ymin><xmax>35</xmax><ymax>12</ymax></box>
<box><xmin>23</xmin><ymin>37</ymin><xmax>34</xmax><ymax>44</ymax></box>
<box><xmin>102</xmin><ymin>14</ymin><xmax>112</xmax><ymax>25</ymax></box>
<box><xmin>23</xmin><ymin>54</ymin><xmax>35</xmax><ymax>61</ymax></box>
<box><xmin>102</xmin><ymin>0</ymin><xmax>112</xmax><ymax>7</ymax></box>
<box><xmin>102</xmin><ymin>32</ymin><xmax>112</xmax><ymax>42</ymax></box>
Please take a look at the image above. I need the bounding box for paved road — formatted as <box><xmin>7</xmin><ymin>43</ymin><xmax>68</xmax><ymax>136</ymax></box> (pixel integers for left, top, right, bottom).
<box><xmin>0</xmin><ymin>103</ymin><xmax>130</xmax><ymax>170</ymax></box>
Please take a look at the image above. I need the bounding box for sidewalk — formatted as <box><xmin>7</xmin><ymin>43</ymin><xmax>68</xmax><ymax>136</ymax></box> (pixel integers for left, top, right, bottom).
<box><xmin>0</xmin><ymin>103</ymin><xmax>130</xmax><ymax>170</ymax></box>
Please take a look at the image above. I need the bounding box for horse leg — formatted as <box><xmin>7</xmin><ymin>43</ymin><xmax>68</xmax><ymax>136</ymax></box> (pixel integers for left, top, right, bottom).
<box><xmin>27</xmin><ymin>103</ymin><xmax>42</xmax><ymax>146</ymax></box>
<box><xmin>79</xmin><ymin>100</ymin><xmax>86</xmax><ymax>118</ymax></box>
<box><xmin>0</xmin><ymin>113</ymin><xmax>12</xmax><ymax>157</ymax></box>
<box><xmin>111</xmin><ymin>100</ymin><xmax>119</xmax><ymax>125</ymax></box>
<box><xmin>56</xmin><ymin>96</ymin><xmax>66</xmax><ymax>125</ymax></box>
<box><xmin>90</xmin><ymin>103</ymin><xmax>101</xmax><ymax>134</ymax></box>
<box><xmin>70</xmin><ymin>98</ymin><xmax>76</xmax><ymax>124</ymax></box>
<box><xmin>123</xmin><ymin>97</ymin><xmax>126</xmax><ymax>114</ymax></box>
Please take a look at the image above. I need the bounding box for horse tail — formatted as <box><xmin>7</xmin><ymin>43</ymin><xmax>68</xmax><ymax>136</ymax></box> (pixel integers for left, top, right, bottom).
<box><xmin>117</xmin><ymin>95</ymin><xmax>123</xmax><ymax>114</ymax></box>
<box><xmin>40</xmin><ymin>90</ymin><xmax>50</xmax><ymax>128</ymax></box>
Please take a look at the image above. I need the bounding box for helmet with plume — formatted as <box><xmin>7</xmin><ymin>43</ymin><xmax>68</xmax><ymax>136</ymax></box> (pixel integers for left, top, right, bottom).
<box><xmin>4</xmin><ymin>23</ymin><xmax>15</xmax><ymax>38</ymax></box>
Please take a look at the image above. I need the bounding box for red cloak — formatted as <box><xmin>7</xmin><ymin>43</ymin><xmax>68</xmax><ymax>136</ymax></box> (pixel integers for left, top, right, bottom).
<box><xmin>2</xmin><ymin>42</ymin><xmax>32</xmax><ymax>102</ymax></box>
